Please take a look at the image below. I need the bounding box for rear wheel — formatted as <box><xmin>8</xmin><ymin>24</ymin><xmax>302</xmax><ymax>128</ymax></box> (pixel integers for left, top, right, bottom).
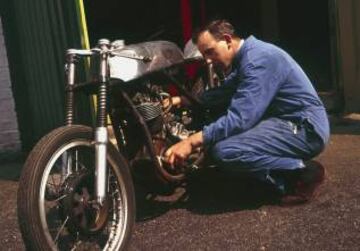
<box><xmin>17</xmin><ymin>125</ymin><xmax>135</xmax><ymax>251</ymax></box>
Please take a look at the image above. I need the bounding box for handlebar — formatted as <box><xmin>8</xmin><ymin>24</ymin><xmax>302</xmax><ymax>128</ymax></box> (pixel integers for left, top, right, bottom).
<box><xmin>66</xmin><ymin>48</ymin><xmax>152</xmax><ymax>62</ymax></box>
<box><xmin>66</xmin><ymin>49</ymin><xmax>97</xmax><ymax>57</ymax></box>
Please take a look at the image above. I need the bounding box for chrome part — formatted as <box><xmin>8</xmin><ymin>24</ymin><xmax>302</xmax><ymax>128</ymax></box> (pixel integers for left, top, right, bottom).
<box><xmin>65</xmin><ymin>50</ymin><xmax>78</xmax><ymax>126</ymax></box>
<box><xmin>98</xmin><ymin>39</ymin><xmax>110</xmax><ymax>83</ymax></box>
<box><xmin>183</xmin><ymin>39</ymin><xmax>203</xmax><ymax>59</ymax></box>
<box><xmin>111</xmin><ymin>51</ymin><xmax>152</xmax><ymax>62</ymax></box>
<box><xmin>60</xmin><ymin>152</ymin><xmax>69</xmax><ymax>178</ymax></box>
<box><xmin>66</xmin><ymin>61</ymin><xmax>75</xmax><ymax>86</ymax></box>
<box><xmin>98</xmin><ymin>38</ymin><xmax>110</xmax><ymax>47</ymax></box>
<box><xmin>109</xmin><ymin>41</ymin><xmax>184</xmax><ymax>82</ymax></box>
<box><xmin>66</xmin><ymin>152</ymin><xmax>72</xmax><ymax>176</ymax></box>
<box><xmin>67</xmin><ymin>48</ymin><xmax>94</xmax><ymax>57</ymax></box>
<box><xmin>65</xmin><ymin>50</ymin><xmax>78</xmax><ymax>86</ymax></box>
<box><xmin>67</xmin><ymin>39</ymin><xmax>203</xmax><ymax>83</ymax></box>
<box><xmin>95</xmin><ymin>127</ymin><xmax>108</xmax><ymax>205</ymax></box>
<box><xmin>135</xmin><ymin>102</ymin><xmax>162</xmax><ymax>121</ymax></box>
<box><xmin>167</xmin><ymin>121</ymin><xmax>194</xmax><ymax>141</ymax></box>
<box><xmin>75</xmin><ymin>150</ymin><xmax>79</xmax><ymax>172</ymax></box>
<box><xmin>111</xmin><ymin>39</ymin><xmax>125</xmax><ymax>50</ymax></box>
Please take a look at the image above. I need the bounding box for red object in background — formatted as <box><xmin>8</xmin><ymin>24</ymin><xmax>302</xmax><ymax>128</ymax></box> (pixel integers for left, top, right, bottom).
<box><xmin>199</xmin><ymin>0</ymin><xmax>206</xmax><ymax>26</ymax></box>
<box><xmin>167</xmin><ymin>0</ymin><xmax>195</xmax><ymax>97</ymax></box>
<box><xmin>180</xmin><ymin>0</ymin><xmax>196</xmax><ymax>79</ymax></box>
<box><xmin>168</xmin><ymin>0</ymin><xmax>206</xmax><ymax>97</ymax></box>
<box><xmin>181</xmin><ymin>0</ymin><xmax>192</xmax><ymax>42</ymax></box>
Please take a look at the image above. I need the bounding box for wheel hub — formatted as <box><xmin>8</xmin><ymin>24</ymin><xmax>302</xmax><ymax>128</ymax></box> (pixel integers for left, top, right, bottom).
<box><xmin>61</xmin><ymin>170</ymin><xmax>111</xmax><ymax>236</ymax></box>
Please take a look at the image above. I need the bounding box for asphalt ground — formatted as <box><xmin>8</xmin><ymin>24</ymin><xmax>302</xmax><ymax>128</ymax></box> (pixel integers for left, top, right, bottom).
<box><xmin>0</xmin><ymin>114</ymin><xmax>359</xmax><ymax>250</ymax></box>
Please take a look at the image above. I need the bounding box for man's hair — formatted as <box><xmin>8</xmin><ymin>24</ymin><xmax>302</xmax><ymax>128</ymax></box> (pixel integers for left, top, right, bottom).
<box><xmin>192</xmin><ymin>19</ymin><xmax>239</xmax><ymax>44</ymax></box>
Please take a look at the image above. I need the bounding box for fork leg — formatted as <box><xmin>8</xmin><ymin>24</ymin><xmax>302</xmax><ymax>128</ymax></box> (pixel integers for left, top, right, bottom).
<box><xmin>94</xmin><ymin>39</ymin><xmax>110</xmax><ymax>205</ymax></box>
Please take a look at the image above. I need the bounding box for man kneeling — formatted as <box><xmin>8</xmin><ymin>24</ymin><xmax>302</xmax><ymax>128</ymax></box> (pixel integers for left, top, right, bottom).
<box><xmin>165</xmin><ymin>20</ymin><xmax>329</xmax><ymax>206</ymax></box>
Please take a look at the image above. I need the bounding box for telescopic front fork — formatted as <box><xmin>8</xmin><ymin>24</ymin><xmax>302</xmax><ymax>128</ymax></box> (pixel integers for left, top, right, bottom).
<box><xmin>94</xmin><ymin>39</ymin><xmax>111</xmax><ymax>205</ymax></box>
<box><xmin>64</xmin><ymin>50</ymin><xmax>77</xmax><ymax>177</ymax></box>
<box><xmin>65</xmin><ymin>40</ymin><xmax>111</xmax><ymax>206</ymax></box>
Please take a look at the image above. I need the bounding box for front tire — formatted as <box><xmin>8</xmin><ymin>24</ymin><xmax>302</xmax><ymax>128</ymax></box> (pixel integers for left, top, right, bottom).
<box><xmin>17</xmin><ymin>125</ymin><xmax>135</xmax><ymax>251</ymax></box>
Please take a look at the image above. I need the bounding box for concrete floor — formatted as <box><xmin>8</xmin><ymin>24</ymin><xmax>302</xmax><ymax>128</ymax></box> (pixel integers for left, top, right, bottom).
<box><xmin>1</xmin><ymin>114</ymin><xmax>360</xmax><ymax>250</ymax></box>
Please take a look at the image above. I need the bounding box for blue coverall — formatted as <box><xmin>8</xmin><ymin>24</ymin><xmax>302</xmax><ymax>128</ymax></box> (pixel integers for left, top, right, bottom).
<box><xmin>200</xmin><ymin>36</ymin><xmax>330</xmax><ymax>186</ymax></box>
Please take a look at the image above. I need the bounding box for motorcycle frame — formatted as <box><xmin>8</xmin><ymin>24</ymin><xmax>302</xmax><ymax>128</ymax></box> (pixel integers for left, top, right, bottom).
<box><xmin>65</xmin><ymin>40</ymin><xmax>210</xmax><ymax>199</ymax></box>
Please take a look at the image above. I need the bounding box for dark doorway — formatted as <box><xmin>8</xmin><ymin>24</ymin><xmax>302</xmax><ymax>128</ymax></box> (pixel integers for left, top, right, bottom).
<box><xmin>84</xmin><ymin>1</ymin><xmax>183</xmax><ymax>47</ymax></box>
<box><xmin>198</xmin><ymin>0</ymin><xmax>263</xmax><ymax>38</ymax></box>
<box><xmin>85</xmin><ymin>0</ymin><xmax>334</xmax><ymax>92</ymax></box>
<box><xmin>202</xmin><ymin>0</ymin><xmax>333</xmax><ymax>92</ymax></box>
<box><xmin>277</xmin><ymin>0</ymin><xmax>333</xmax><ymax>91</ymax></box>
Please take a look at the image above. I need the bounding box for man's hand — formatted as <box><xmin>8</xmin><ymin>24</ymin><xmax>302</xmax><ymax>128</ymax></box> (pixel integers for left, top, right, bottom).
<box><xmin>164</xmin><ymin>131</ymin><xmax>204</xmax><ymax>168</ymax></box>
<box><xmin>161</xmin><ymin>96</ymin><xmax>182</xmax><ymax>109</ymax></box>
<box><xmin>164</xmin><ymin>139</ymin><xmax>193</xmax><ymax>167</ymax></box>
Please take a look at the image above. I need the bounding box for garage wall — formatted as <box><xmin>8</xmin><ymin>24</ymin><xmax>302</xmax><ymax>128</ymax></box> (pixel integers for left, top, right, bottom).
<box><xmin>2</xmin><ymin>0</ymin><xmax>93</xmax><ymax>152</ymax></box>
<box><xmin>0</xmin><ymin>17</ymin><xmax>21</xmax><ymax>153</ymax></box>
<box><xmin>336</xmin><ymin>0</ymin><xmax>360</xmax><ymax>112</ymax></box>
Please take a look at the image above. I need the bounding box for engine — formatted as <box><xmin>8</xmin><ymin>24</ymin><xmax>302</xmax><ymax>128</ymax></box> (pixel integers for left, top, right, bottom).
<box><xmin>115</xmin><ymin>80</ymin><xmax>204</xmax><ymax>184</ymax></box>
<box><xmin>130</xmin><ymin>82</ymin><xmax>194</xmax><ymax>141</ymax></box>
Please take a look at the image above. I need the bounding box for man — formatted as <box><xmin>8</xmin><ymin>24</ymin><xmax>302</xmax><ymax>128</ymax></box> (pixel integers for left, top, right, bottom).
<box><xmin>164</xmin><ymin>20</ymin><xmax>329</xmax><ymax>205</ymax></box>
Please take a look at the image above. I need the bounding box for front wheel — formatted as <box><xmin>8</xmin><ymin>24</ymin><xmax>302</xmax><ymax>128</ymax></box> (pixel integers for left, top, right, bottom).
<box><xmin>17</xmin><ymin>125</ymin><xmax>135</xmax><ymax>251</ymax></box>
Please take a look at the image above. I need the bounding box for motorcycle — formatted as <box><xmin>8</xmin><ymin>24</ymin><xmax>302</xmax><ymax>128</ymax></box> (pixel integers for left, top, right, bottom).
<box><xmin>17</xmin><ymin>38</ymin><xmax>220</xmax><ymax>250</ymax></box>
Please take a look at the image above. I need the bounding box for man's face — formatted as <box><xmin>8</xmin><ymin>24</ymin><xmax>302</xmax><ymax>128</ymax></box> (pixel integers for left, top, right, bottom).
<box><xmin>196</xmin><ymin>31</ymin><xmax>234</xmax><ymax>71</ymax></box>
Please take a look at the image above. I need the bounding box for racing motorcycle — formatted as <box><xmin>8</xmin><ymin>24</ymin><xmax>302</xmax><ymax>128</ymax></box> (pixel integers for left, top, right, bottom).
<box><xmin>17</xmin><ymin>38</ymin><xmax>221</xmax><ymax>250</ymax></box>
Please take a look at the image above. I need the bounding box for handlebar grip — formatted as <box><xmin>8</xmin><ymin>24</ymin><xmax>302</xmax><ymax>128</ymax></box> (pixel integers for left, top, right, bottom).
<box><xmin>66</xmin><ymin>49</ymin><xmax>96</xmax><ymax>57</ymax></box>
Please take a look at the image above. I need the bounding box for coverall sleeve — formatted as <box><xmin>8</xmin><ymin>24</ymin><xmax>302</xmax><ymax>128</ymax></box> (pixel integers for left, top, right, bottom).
<box><xmin>199</xmin><ymin>80</ymin><xmax>237</xmax><ymax>109</ymax></box>
<box><xmin>202</xmin><ymin>57</ymin><xmax>283</xmax><ymax>146</ymax></box>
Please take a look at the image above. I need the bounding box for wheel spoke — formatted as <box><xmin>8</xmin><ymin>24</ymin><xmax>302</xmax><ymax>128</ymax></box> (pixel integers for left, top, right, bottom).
<box><xmin>111</xmin><ymin>190</ymin><xmax>119</xmax><ymax>197</ymax></box>
<box><xmin>53</xmin><ymin>194</ymin><xmax>68</xmax><ymax>203</ymax></box>
<box><xmin>54</xmin><ymin>216</ymin><xmax>69</xmax><ymax>244</ymax></box>
<box><xmin>45</xmin><ymin>198</ymin><xmax>63</xmax><ymax>211</ymax></box>
<box><xmin>70</xmin><ymin>239</ymin><xmax>82</xmax><ymax>251</ymax></box>
<box><xmin>75</xmin><ymin>150</ymin><xmax>79</xmax><ymax>172</ymax></box>
<box><xmin>50</xmin><ymin>173</ymin><xmax>60</xmax><ymax>194</ymax></box>
<box><xmin>28</xmin><ymin>135</ymin><xmax>131</xmax><ymax>249</ymax></box>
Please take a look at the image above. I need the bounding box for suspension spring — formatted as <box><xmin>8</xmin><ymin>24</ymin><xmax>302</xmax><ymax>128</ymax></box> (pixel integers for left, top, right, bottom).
<box><xmin>97</xmin><ymin>83</ymin><xmax>108</xmax><ymax>127</ymax></box>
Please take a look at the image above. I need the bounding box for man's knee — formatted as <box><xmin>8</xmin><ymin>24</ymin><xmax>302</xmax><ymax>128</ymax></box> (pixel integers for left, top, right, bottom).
<box><xmin>211</xmin><ymin>140</ymin><xmax>256</xmax><ymax>166</ymax></box>
<box><xmin>211</xmin><ymin>141</ymin><xmax>227</xmax><ymax>164</ymax></box>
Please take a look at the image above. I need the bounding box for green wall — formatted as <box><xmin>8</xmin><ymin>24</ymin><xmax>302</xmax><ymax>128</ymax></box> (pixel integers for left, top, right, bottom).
<box><xmin>2</xmin><ymin>0</ymin><xmax>92</xmax><ymax>151</ymax></box>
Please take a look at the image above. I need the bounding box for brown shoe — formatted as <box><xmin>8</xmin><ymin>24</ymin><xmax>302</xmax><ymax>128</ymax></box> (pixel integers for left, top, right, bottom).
<box><xmin>280</xmin><ymin>161</ymin><xmax>325</xmax><ymax>206</ymax></box>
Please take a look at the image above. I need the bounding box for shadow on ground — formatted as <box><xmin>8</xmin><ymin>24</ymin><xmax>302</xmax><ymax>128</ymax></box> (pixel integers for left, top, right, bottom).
<box><xmin>0</xmin><ymin>159</ymin><xmax>24</xmax><ymax>181</ymax></box>
<box><xmin>330</xmin><ymin>115</ymin><xmax>360</xmax><ymax>135</ymax></box>
<box><xmin>135</xmin><ymin>168</ymin><xmax>280</xmax><ymax>221</ymax></box>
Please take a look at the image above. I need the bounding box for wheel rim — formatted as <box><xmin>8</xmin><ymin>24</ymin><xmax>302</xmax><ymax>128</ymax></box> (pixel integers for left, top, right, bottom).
<box><xmin>38</xmin><ymin>139</ymin><xmax>129</xmax><ymax>250</ymax></box>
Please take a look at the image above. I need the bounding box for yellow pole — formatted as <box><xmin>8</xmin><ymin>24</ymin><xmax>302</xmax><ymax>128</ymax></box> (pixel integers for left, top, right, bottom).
<box><xmin>75</xmin><ymin>0</ymin><xmax>90</xmax><ymax>50</ymax></box>
<box><xmin>75</xmin><ymin>0</ymin><xmax>100</xmax><ymax>121</ymax></box>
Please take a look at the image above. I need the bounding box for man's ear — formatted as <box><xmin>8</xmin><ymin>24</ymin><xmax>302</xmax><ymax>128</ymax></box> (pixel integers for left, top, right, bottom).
<box><xmin>223</xmin><ymin>34</ymin><xmax>232</xmax><ymax>47</ymax></box>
